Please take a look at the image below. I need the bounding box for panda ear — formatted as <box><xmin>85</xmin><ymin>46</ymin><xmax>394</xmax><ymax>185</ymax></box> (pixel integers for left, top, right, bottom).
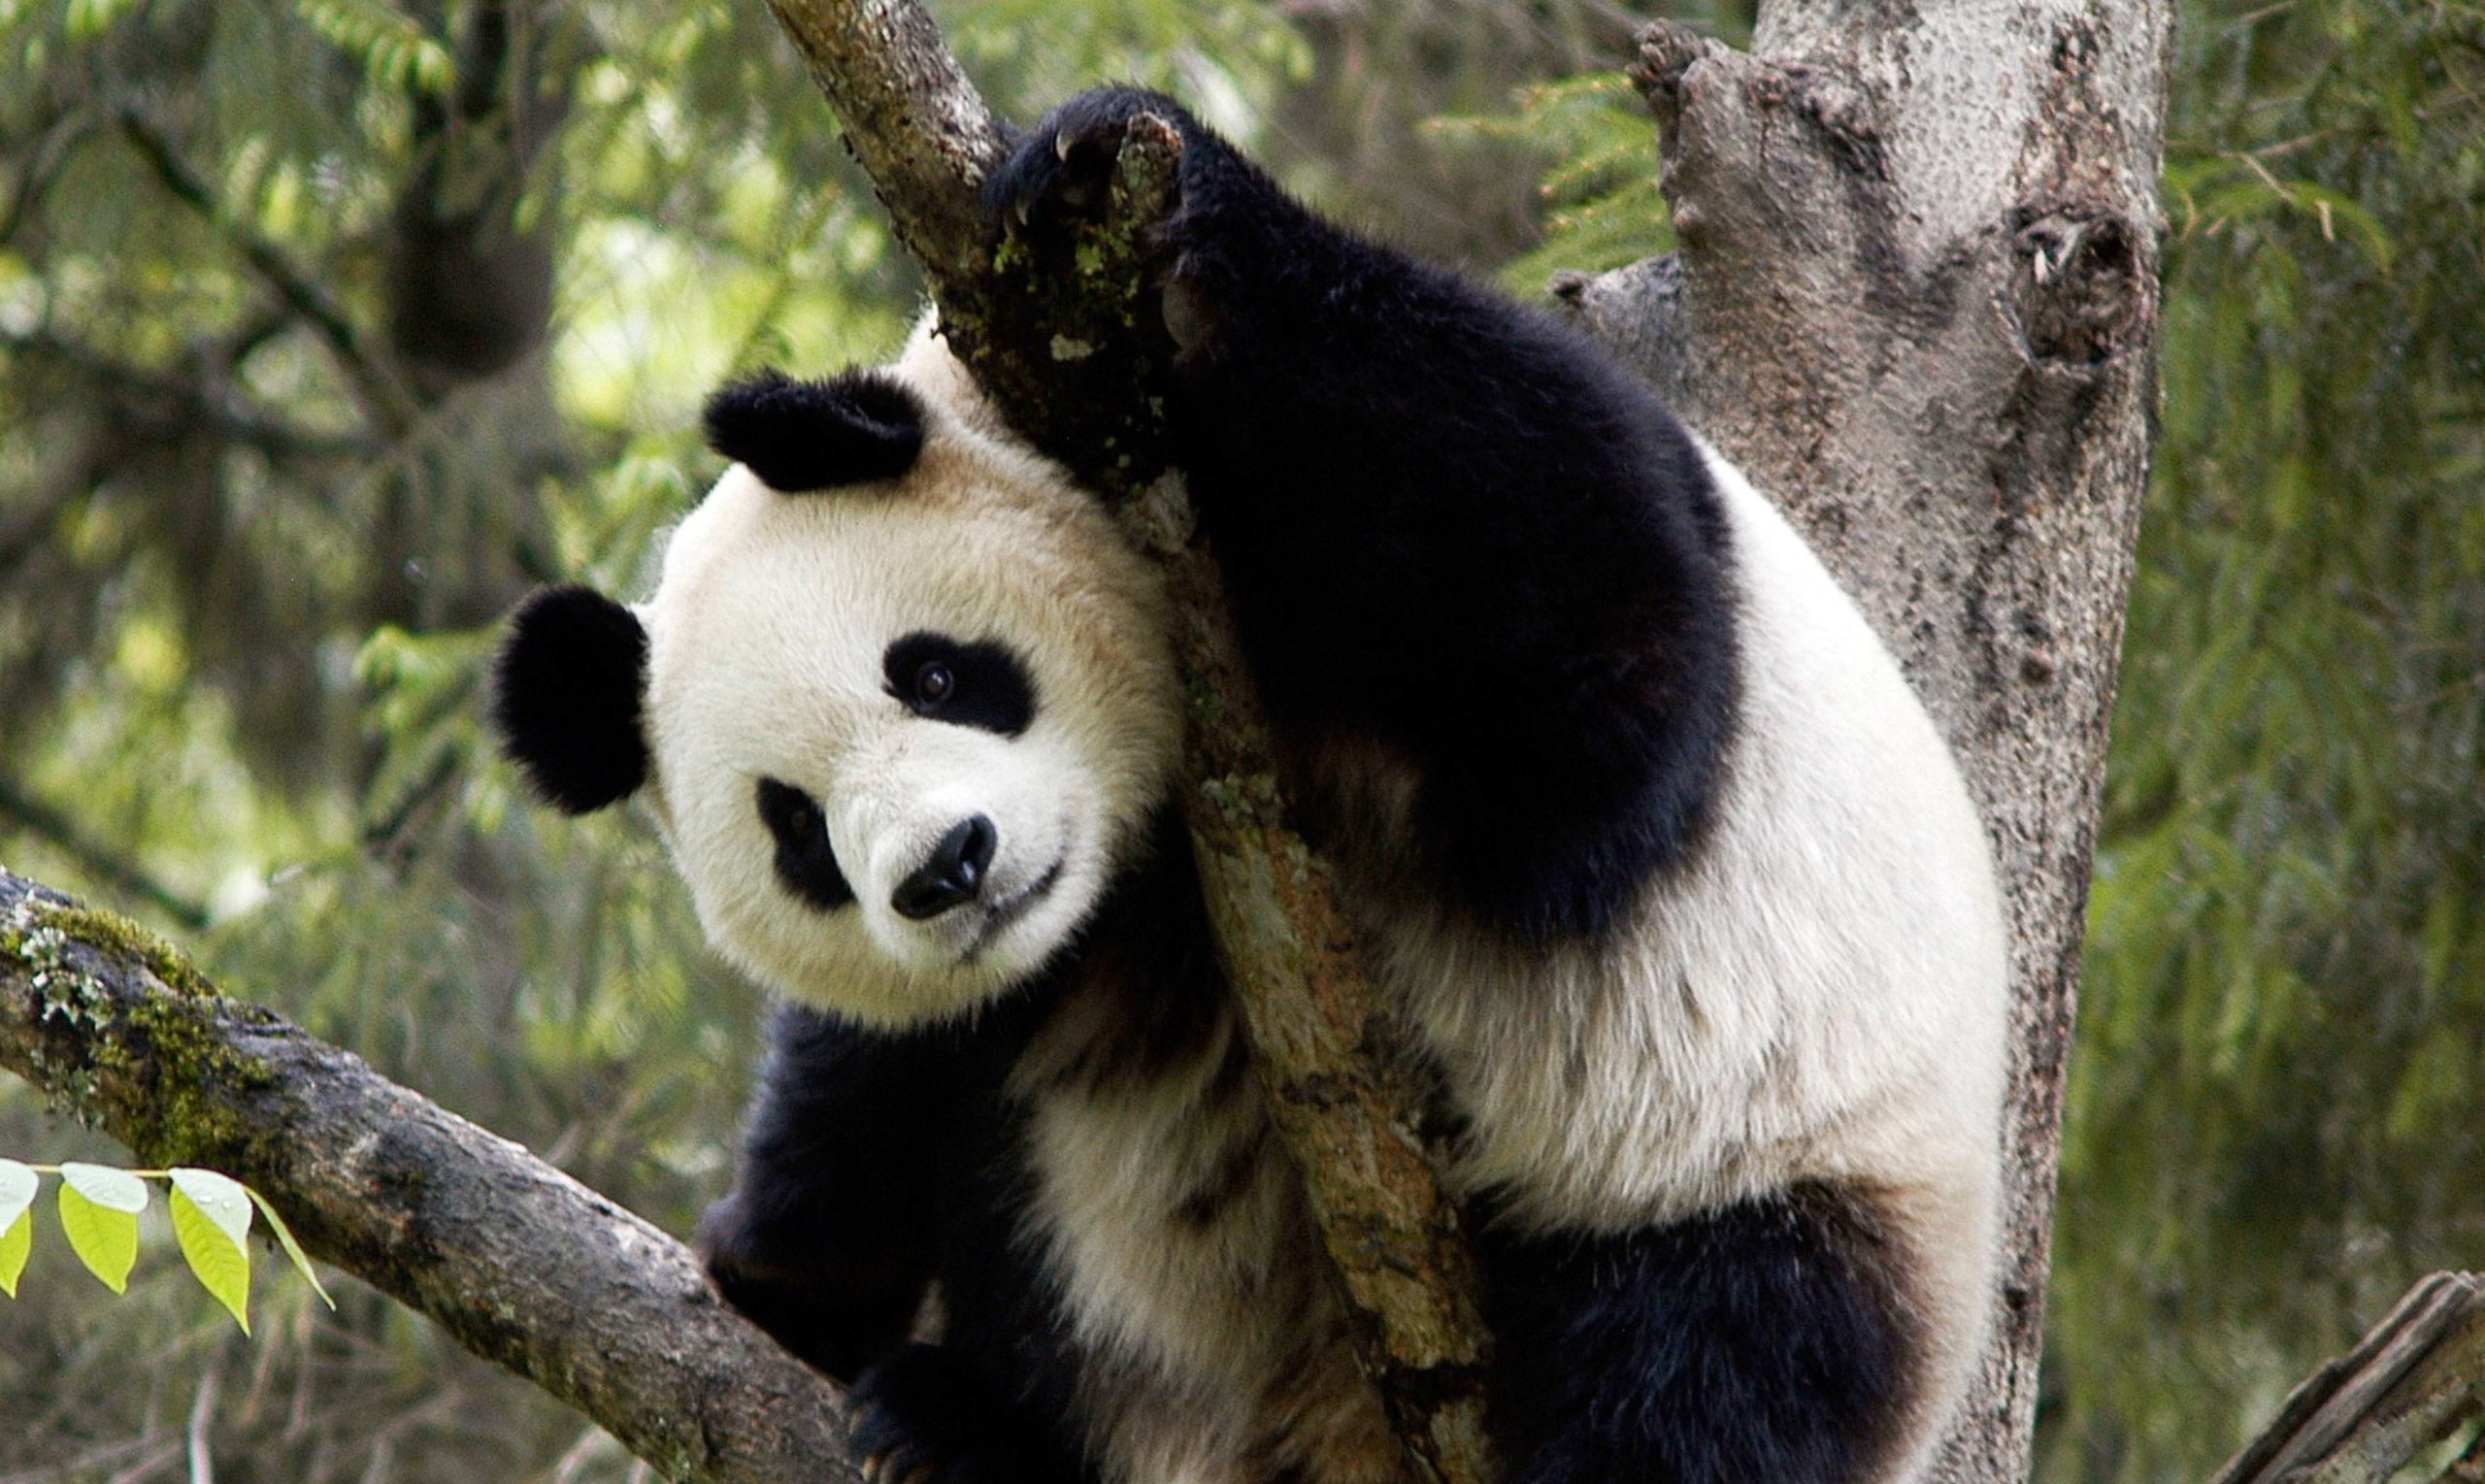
<box><xmin>702</xmin><ymin>368</ymin><xmax>925</xmax><ymax>492</ymax></box>
<box><xmin>491</xmin><ymin>585</ymin><xmax>650</xmax><ymax>814</ymax></box>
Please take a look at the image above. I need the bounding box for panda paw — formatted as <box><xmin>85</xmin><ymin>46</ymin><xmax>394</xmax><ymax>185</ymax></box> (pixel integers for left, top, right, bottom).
<box><xmin>988</xmin><ymin>86</ymin><xmax>1197</xmax><ymax>237</ymax></box>
<box><xmin>848</xmin><ymin>1344</ymin><xmax>1078</xmax><ymax>1484</ymax></box>
<box><xmin>697</xmin><ymin>1198</ymin><xmax>919</xmax><ymax>1384</ymax></box>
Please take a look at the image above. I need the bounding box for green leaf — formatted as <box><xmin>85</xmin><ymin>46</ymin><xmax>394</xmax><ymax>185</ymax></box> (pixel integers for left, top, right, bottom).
<box><xmin>169</xmin><ymin>1172</ymin><xmax>251</xmax><ymax>1333</ymax></box>
<box><xmin>0</xmin><ymin>1204</ymin><xmax>26</xmax><ymax>1299</ymax></box>
<box><xmin>0</xmin><ymin>1159</ymin><xmax>35</xmax><ymax>1235</ymax></box>
<box><xmin>0</xmin><ymin>1160</ymin><xmax>33</xmax><ymax>1299</ymax></box>
<box><xmin>56</xmin><ymin>1164</ymin><xmax>146</xmax><ymax>1294</ymax></box>
<box><xmin>243</xmin><ymin>1187</ymin><xmax>335</xmax><ymax>1308</ymax></box>
<box><xmin>58</xmin><ymin>1162</ymin><xmax>149</xmax><ymax>1213</ymax></box>
<box><xmin>167</xmin><ymin>1169</ymin><xmax>252</xmax><ymax>1246</ymax></box>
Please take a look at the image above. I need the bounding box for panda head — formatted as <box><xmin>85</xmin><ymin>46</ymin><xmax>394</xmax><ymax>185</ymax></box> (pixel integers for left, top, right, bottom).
<box><xmin>491</xmin><ymin>331</ymin><xmax>1181</xmax><ymax>1027</ymax></box>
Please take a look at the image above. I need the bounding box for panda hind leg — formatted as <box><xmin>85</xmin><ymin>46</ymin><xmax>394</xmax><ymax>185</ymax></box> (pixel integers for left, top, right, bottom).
<box><xmin>1478</xmin><ymin>1181</ymin><xmax>1928</xmax><ymax>1484</ymax></box>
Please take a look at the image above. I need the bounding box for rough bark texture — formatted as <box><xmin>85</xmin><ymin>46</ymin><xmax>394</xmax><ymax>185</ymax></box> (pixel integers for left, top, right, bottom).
<box><xmin>0</xmin><ymin>872</ymin><xmax>857</xmax><ymax>1484</ymax></box>
<box><xmin>1556</xmin><ymin>9</ymin><xmax>2170</xmax><ymax>1482</ymax></box>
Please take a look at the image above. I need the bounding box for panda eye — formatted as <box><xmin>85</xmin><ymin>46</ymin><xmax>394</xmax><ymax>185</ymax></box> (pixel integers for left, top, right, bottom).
<box><xmin>883</xmin><ymin>633</ymin><xmax>1036</xmax><ymax>737</ymax></box>
<box><xmin>756</xmin><ymin>778</ymin><xmax>826</xmax><ymax>843</ymax></box>
<box><xmin>755</xmin><ymin>777</ymin><xmax>853</xmax><ymax>911</ymax></box>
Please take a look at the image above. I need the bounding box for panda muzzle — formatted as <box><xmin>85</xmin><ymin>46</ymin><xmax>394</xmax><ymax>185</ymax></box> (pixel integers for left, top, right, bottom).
<box><xmin>890</xmin><ymin>815</ymin><xmax>998</xmax><ymax>920</ymax></box>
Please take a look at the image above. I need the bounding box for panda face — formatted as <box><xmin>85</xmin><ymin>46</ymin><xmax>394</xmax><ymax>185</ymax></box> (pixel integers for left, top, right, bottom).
<box><xmin>636</xmin><ymin>412</ymin><xmax>1179</xmax><ymax>1028</ymax></box>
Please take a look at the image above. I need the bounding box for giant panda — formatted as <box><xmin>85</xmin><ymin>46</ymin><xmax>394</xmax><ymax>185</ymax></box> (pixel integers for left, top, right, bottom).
<box><xmin>491</xmin><ymin>87</ymin><xmax>2009</xmax><ymax>1484</ymax></box>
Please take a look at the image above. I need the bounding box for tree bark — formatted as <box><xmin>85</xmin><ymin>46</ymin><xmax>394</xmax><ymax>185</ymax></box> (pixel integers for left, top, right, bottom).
<box><xmin>1558</xmin><ymin>8</ymin><xmax>2170</xmax><ymax>1481</ymax></box>
<box><xmin>0</xmin><ymin>872</ymin><xmax>856</xmax><ymax>1484</ymax></box>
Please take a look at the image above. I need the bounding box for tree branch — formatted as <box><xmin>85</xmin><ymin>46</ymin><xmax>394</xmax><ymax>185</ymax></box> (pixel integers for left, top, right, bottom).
<box><xmin>0</xmin><ymin>870</ymin><xmax>856</xmax><ymax>1484</ymax></box>
<box><xmin>751</xmin><ymin>8</ymin><xmax>1496</xmax><ymax>1484</ymax></box>
<box><xmin>2209</xmin><ymin>1272</ymin><xmax>2485</xmax><ymax>1484</ymax></box>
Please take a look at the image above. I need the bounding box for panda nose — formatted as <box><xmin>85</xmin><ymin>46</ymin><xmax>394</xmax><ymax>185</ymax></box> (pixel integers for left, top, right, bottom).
<box><xmin>892</xmin><ymin>815</ymin><xmax>998</xmax><ymax>920</ymax></box>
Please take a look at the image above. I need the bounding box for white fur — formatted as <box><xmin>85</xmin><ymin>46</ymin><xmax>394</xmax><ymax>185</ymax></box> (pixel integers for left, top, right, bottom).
<box><xmin>1013</xmin><ymin>1002</ymin><xmax>1393</xmax><ymax>1484</ymax></box>
<box><xmin>633</xmin><ymin>337</ymin><xmax>1182</xmax><ymax>1026</ymax></box>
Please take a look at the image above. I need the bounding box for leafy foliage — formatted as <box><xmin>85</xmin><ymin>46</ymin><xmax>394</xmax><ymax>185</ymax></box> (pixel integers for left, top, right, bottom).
<box><xmin>0</xmin><ymin>1160</ymin><xmax>324</xmax><ymax>1329</ymax></box>
<box><xmin>2040</xmin><ymin>0</ymin><xmax>2485</xmax><ymax>1478</ymax></box>
<box><xmin>1448</xmin><ymin>70</ymin><xmax>1682</xmax><ymax>292</ymax></box>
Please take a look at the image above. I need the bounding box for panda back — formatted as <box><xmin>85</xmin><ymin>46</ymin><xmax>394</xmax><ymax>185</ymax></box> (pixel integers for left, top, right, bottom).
<box><xmin>1388</xmin><ymin>441</ymin><xmax>2008</xmax><ymax>1241</ymax></box>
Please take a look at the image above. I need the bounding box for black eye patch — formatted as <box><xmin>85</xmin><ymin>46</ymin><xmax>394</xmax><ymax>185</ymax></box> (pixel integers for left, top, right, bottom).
<box><xmin>882</xmin><ymin>633</ymin><xmax>1037</xmax><ymax>738</ymax></box>
<box><xmin>755</xmin><ymin>777</ymin><xmax>854</xmax><ymax>911</ymax></box>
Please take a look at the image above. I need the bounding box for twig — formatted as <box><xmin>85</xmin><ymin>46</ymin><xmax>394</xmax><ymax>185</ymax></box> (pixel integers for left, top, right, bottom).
<box><xmin>1</xmin><ymin>326</ymin><xmax>383</xmax><ymax>462</ymax></box>
<box><xmin>0</xmin><ymin>776</ymin><xmax>212</xmax><ymax>931</ymax></box>
<box><xmin>113</xmin><ymin>106</ymin><xmax>418</xmax><ymax>434</ymax></box>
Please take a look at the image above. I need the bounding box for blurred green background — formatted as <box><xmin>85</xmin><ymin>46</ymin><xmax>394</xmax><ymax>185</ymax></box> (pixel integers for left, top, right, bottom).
<box><xmin>0</xmin><ymin>1</ymin><xmax>2477</xmax><ymax>1479</ymax></box>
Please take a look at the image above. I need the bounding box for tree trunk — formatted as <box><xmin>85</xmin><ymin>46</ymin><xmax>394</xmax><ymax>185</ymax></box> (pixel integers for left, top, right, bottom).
<box><xmin>1558</xmin><ymin>8</ymin><xmax>2170</xmax><ymax>1480</ymax></box>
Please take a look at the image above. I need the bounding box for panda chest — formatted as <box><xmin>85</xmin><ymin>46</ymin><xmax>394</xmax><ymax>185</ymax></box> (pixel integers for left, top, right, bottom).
<box><xmin>1010</xmin><ymin>975</ymin><xmax>1380</xmax><ymax>1477</ymax></box>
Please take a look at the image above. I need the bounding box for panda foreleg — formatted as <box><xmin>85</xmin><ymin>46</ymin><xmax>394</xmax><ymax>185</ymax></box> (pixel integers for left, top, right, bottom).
<box><xmin>847</xmin><ymin>1341</ymin><xmax>1097</xmax><ymax>1484</ymax></box>
<box><xmin>699</xmin><ymin>1004</ymin><xmax>1013</xmax><ymax>1383</ymax></box>
<box><xmin>1475</xmin><ymin>1182</ymin><xmax>1925</xmax><ymax>1484</ymax></box>
<box><xmin>990</xmin><ymin>88</ymin><xmax>1741</xmax><ymax>941</ymax></box>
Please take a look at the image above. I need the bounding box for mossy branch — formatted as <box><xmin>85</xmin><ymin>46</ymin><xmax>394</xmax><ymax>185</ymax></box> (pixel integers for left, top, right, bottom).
<box><xmin>0</xmin><ymin>869</ymin><xmax>857</xmax><ymax>1484</ymax></box>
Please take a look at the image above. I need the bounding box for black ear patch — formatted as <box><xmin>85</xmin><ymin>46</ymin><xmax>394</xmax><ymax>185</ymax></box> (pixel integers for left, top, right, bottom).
<box><xmin>703</xmin><ymin>369</ymin><xmax>926</xmax><ymax>492</ymax></box>
<box><xmin>491</xmin><ymin>584</ymin><xmax>650</xmax><ymax>814</ymax></box>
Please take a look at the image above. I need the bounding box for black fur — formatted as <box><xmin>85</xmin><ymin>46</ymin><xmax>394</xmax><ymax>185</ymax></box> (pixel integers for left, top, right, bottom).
<box><xmin>698</xmin><ymin>996</ymin><xmax>1061</xmax><ymax>1379</ymax></box>
<box><xmin>491</xmin><ymin>584</ymin><xmax>648</xmax><ymax>814</ymax></box>
<box><xmin>1475</xmin><ymin>1184</ymin><xmax>1921</xmax><ymax>1484</ymax></box>
<box><xmin>883</xmin><ymin>632</ymin><xmax>1039</xmax><ymax>737</ymax></box>
<box><xmin>850</xmin><ymin>1344</ymin><xmax>1095</xmax><ymax>1484</ymax></box>
<box><xmin>704</xmin><ymin>839</ymin><xmax>1218</xmax><ymax>1482</ymax></box>
<box><xmin>988</xmin><ymin>88</ymin><xmax>1740</xmax><ymax>941</ymax></box>
<box><xmin>703</xmin><ymin>367</ymin><xmax>925</xmax><ymax>492</ymax></box>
